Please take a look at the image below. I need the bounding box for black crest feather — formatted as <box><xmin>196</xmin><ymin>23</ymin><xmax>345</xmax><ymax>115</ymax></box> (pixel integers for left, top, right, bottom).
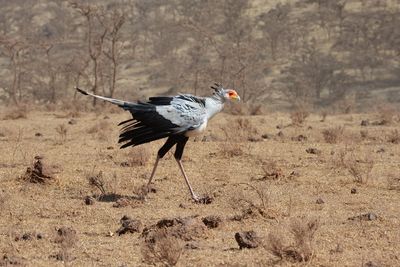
<box><xmin>211</xmin><ymin>83</ymin><xmax>223</xmax><ymax>92</ymax></box>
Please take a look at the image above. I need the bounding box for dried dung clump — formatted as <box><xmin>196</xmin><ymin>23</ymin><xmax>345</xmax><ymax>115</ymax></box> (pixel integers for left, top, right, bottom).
<box><xmin>348</xmin><ymin>212</ymin><xmax>378</xmax><ymax>221</ymax></box>
<box><xmin>202</xmin><ymin>215</ymin><xmax>223</xmax><ymax>229</ymax></box>
<box><xmin>116</xmin><ymin>215</ymin><xmax>143</xmax><ymax>235</ymax></box>
<box><xmin>235</xmin><ymin>231</ymin><xmax>261</xmax><ymax>249</ymax></box>
<box><xmin>142</xmin><ymin>216</ymin><xmax>207</xmax><ymax>242</ymax></box>
<box><xmin>22</xmin><ymin>156</ymin><xmax>54</xmax><ymax>183</ymax></box>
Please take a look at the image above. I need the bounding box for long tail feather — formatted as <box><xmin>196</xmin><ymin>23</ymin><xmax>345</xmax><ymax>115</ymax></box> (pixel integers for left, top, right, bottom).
<box><xmin>75</xmin><ymin>87</ymin><xmax>135</xmax><ymax>109</ymax></box>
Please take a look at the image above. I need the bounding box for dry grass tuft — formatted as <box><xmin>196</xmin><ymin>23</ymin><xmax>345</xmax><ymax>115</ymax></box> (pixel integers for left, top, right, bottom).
<box><xmin>360</xmin><ymin>130</ymin><xmax>369</xmax><ymax>139</ymax></box>
<box><xmin>290</xmin><ymin>106</ymin><xmax>309</xmax><ymax>126</ymax></box>
<box><xmin>261</xmin><ymin>159</ymin><xmax>284</xmax><ymax>180</ymax></box>
<box><xmin>141</xmin><ymin>228</ymin><xmax>183</xmax><ymax>266</ymax></box>
<box><xmin>334</xmin><ymin>149</ymin><xmax>375</xmax><ymax>183</ymax></box>
<box><xmin>220</xmin><ymin>117</ymin><xmax>259</xmax><ymax>142</ymax></box>
<box><xmin>219</xmin><ymin>142</ymin><xmax>244</xmax><ymax>157</ymax></box>
<box><xmin>232</xmin><ymin>183</ymin><xmax>280</xmax><ymax>220</ymax></box>
<box><xmin>227</xmin><ymin>102</ymin><xmax>265</xmax><ymax>116</ymax></box>
<box><xmin>376</xmin><ymin>105</ymin><xmax>397</xmax><ymax>125</ymax></box>
<box><xmin>266</xmin><ymin>218</ymin><xmax>319</xmax><ymax>263</ymax></box>
<box><xmin>132</xmin><ymin>184</ymin><xmax>156</xmax><ymax>201</ymax></box>
<box><xmin>53</xmin><ymin>226</ymin><xmax>78</xmax><ymax>263</ymax></box>
<box><xmin>60</xmin><ymin>101</ymin><xmax>83</xmax><ymax>117</ymax></box>
<box><xmin>86</xmin><ymin>121</ymin><xmax>111</xmax><ymax>141</ymax></box>
<box><xmin>2</xmin><ymin>105</ymin><xmax>27</xmax><ymax>120</ymax></box>
<box><xmin>322</xmin><ymin>126</ymin><xmax>344</xmax><ymax>144</ymax></box>
<box><xmin>141</xmin><ymin>216</ymin><xmax>206</xmax><ymax>266</ymax></box>
<box><xmin>55</xmin><ymin>124</ymin><xmax>68</xmax><ymax>144</ymax></box>
<box><xmin>387</xmin><ymin>172</ymin><xmax>400</xmax><ymax>191</ymax></box>
<box><xmin>320</xmin><ymin>110</ymin><xmax>328</xmax><ymax>122</ymax></box>
<box><xmin>386</xmin><ymin>129</ymin><xmax>400</xmax><ymax>144</ymax></box>
<box><xmin>87</xmin><ymin>171</ymin><xmax>107</xmax><ymax>195</ymax></box>
<box><xmin>224</xmin><ymin>103</ymin><xmax>245</xmax><ymax>115</ymax></box>
<box><xmin>249</xmin><ymin>104</ymin><xmax>265</xmax><ymax>115</ymax></box>
<box><xmin>124</xmin><ymin>146</ymin><xmax>152</xmax><ymax>166</ymax></box>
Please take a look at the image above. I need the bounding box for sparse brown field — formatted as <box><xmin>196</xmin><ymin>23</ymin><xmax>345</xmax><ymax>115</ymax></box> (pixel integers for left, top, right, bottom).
<box><xmin>0</xmin><ymin>108</ymin><xmax>399</xmax><ymax>266</ymax></box>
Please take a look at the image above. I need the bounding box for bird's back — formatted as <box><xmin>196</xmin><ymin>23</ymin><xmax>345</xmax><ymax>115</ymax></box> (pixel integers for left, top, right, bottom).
<box><xmin>119</xmin><ymin>94</ymin><xmax>208</xmax><ymax>148</ymax></box>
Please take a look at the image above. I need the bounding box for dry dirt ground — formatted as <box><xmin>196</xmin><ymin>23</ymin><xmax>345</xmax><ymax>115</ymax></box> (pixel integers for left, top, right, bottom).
<box><xmin>0</xmin><ymin>107</ymin><xmax>399</xmax><ymax>266</ymax></box>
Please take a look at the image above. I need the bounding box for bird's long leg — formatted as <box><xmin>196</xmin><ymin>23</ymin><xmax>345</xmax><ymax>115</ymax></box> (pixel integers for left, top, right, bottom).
<box><xmin>175</xmin><ymin>159</ymin><xmax>198</xmax><ymax>201</ymax></box>
<box><xmin>147</xmin><ymin>136</ymin><xmax>177</xmax><ymax>187</ymax></box>
<box><xmin>147</xmin><ymin>156</ymin><xmax>160</xmax><ymax>186</ymax></box>
<box><xmin>174</xmin><ymin>136</ymin><xmax>199</xmax><ymax>201</ymax></box>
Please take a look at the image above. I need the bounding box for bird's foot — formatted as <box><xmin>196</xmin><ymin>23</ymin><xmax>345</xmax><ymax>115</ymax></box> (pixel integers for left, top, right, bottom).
<box><xmin>133</xmin><ymin>184</ymin><xmax>157</xmax><ymax>201</ymax></box>
<box><xmin>192</xmin><ymin>193</ymin><xmax>213</xmax><ymax>204</ymax></box>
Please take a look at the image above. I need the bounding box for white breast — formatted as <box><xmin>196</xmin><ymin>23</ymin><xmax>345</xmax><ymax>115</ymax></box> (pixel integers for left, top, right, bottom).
<box><xmin>185</xmin><ymin>121</ymin><xmax>208</xmax><ymax>137</ymax></box>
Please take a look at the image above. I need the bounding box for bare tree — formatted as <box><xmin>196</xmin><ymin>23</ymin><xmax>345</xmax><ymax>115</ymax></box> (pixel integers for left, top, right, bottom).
<box><xmin>101</xmin><ymin>8</ymin><xmax>126</xmax><ymax>98</ymax></box>
<box><xmin>0</xmin><ymin>38</ymin><xmax>29</xmax><ymax>104</ymax></box>
<box><xmin>258</xmin><ymin>3</ymin><xmax>292</xmax><ymax>61</ymax></box>
<box><xmin>71</xmin><ymin>2</ymin><xmax>107</xmax><ymax>106</ymax></box>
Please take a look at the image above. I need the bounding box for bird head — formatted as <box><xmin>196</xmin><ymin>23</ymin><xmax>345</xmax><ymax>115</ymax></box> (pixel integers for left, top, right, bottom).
<box><xmin>211</xmin><ymin>83</ymin><xmax>240</xmax><ymax>102</ymax></box>
<box><xmin>224</xmin><ymin>89</ymin><xmax>240</xmax><ymax>101</ymax></box>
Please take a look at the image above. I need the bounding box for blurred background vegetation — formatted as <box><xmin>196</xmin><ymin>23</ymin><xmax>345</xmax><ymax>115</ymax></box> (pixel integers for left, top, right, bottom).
<box><xmin>0</xmin><ymin>0</ymin><xmax>399</xmax><ymax>112</ymax></box>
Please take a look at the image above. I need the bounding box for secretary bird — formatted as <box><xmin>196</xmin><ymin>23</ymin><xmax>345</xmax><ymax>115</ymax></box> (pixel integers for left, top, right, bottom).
<box><xmin>76</xmin><ymin>84</ymin><xmax>240</xmax><ymax>202</ymax></box>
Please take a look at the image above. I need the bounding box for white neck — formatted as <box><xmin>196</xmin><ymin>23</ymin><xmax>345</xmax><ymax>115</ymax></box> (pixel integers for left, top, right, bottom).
<box><xmin>205</xmin><ymin>96</ymin><xmax>225</xmax><ymax>120</ymax></box>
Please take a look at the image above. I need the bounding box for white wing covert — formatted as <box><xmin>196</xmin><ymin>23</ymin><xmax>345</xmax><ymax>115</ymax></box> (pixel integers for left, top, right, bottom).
<box><xmin>155</xmin><ymin>94</ymin><xmax>208</xmax><ymax>133</ymax></box>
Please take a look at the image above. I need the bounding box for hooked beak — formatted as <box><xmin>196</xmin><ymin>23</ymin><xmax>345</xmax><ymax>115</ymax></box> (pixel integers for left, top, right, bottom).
<box><xmin>233</xmin><ymin>94</ymin><xmax>241</xmax><ymax>102</ymax></box>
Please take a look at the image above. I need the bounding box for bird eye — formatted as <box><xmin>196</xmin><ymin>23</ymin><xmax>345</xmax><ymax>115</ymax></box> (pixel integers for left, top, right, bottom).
<box><xmin>228</xmin><ymin>91</ymin><xmax>234</xmax><ymax>96</ymax></box>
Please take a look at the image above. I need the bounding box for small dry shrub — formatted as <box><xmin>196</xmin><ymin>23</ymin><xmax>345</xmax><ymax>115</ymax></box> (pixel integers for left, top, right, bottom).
<box><xmin>219</xmin><ymin>142</ymin><xmax>244</xmax><ymax>157</ymax></box>
<box><xmin>360</xmin><ymin>130</ymin><xmax>369</xmax><ymax>139</ymax></box>
<box><xmin>322</xmin><ymin>126</ymin><xmax>344</xmax><ymax>144</ymax></box>
<box><xmin>226</xmin><ymin>102</ymin><xmax>265</xmax><ymax>116</ymax></box>
<box><xmin>53</xmin><ymin>226</ymin><xmax>78</xmax><ymax>263</ymax></box>
<box><xmin>231</xmin><ymin>183</ymin><xmax>280</xmax><ymax>220</ymax></box>
<box><xmin>334</xmin><ymin>97</ymin><xmax>355</xmax><ymax>114</ymax></box>
<box><xmin>0</xmin><ymin>127</ymin><xmax>12</xmax><ymax>138</ymax></box>
<box><xmin>88</xmin><ymin>171</ymin><xmax>107</xmax><ymax>195</ymax></box>
<box><xmin>60</xmin><ymin>101</ymin><xmax>83</xmax><ymax>117</ymax></box>
<box><xmin>55</xmin><ymin>124</ymin><xmax>67</xmax><ymax>144</ymax></box>
<box><xmin>132</xmin><ymin>183</ymin><xmax>157</xmax><ymax>201</ymax></box>
<box><xmin>387</xmin><ymin>129</ymin><xmax>400</xmax><ymax>144</ymax></box>
<box><xmin>220</xmin><ymin>117</ymin><xmax>258</xmax><ymax>142</ymax></box>
<box><xmin>290</xmin><ymin>106</ymin><xmax>309</xmax><ymax>126</ymax></box>
<box><xmin>266</xmin><ymin>218</ymin><xmax>319</xmax><ymax>263</ymax></box>
<box><xmin>320</xmin><ymin>110</ymin><xmax>328</xmax><ymax>122</ymax></box>
<box><xmin>125</xmin><ymin>146</ymin><xmax>151</xmax><ymax>166</ymax></box>
<box><xmin>334</xmin><ymin>148</ymin><xmax>374</xmax><ymax>183</ymax></box>
<box><xmin>0</xmin><ymin>190</ymin><xmax>9</xmax><ymax>213</ymax></box>
<box><xmin>249</xmin><ymin>104</ymin><xmax>265</xmax><ymax>115</ymax></box>
<box><xmin>261</xmin><ymin>159</ymin><xmax>284</xmax><ymax>180</ymax></box>
<box><xmin>346</xmin><ymin>157</ymin><xmax>374</xmax><ymax>184</ymax></box>
<box><xmin>226</xmin><ymin>102</ymin><xmax>248</xmax><ymax>115</ymax></box>
<box><xmin>2</xmin><ymin>105</ymin><xmax>27</xmax><ymax>120</ymax></box>
<box><xmin>86</xmin><ymin>121</ymin><xmax>111</xmax><ymax>141</ymax></box>
<box><xmin>387</xmin><ymin>172</ymin><xmax>400</xmax><ymax>191</ymax></box>
<box><xmin>141</xmin><ymin>229</ymin><xmax>183</xmax><ymax>266</ymax></box>
<box><xmin>376</xmin><ymin>105</ymin><xmax>397</xmax><ymax>125</ymax></box>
